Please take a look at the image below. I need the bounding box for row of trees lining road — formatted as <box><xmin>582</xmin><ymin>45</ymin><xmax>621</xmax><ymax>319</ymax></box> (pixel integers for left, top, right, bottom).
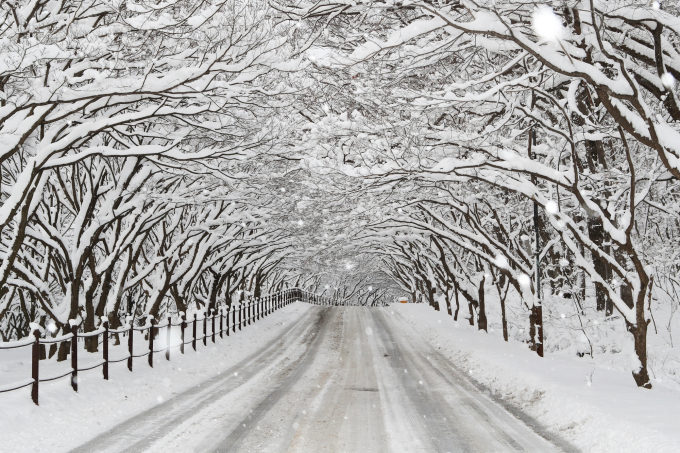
<box><xmin>4</xmin><ymin>0</ymin><xmax>680</xmax><ymax>390</ymax></box>
<box><xmin>287</xmin><ymin>0</ymin><xmax>680</xmax><ymax>388</ymax></box>
<box><xmin>0</xmin><ymin>0</ymin><xmax>316</xmax><ymax>358</ymax></box>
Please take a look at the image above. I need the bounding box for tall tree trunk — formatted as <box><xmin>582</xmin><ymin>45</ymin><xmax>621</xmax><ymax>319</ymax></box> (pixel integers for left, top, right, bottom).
<box><xmin>444</xmin><ymin>282</ymin><xmax>452</xmax><ymax>316</ymax></box>
<box><xmin>430</xmin><ymin>286</ymin><xmax>440</xmax><ymax>311</ymax></box>
<box><xmin>84</xmin><ymin>251</ymin><xmax>100</xmax><ymax>353</ymax></box>
<box><xmin>588</xmin><ymin>215</ymin><xmax>612</xmax><ymax>314</ymax></box>
<box><xmin>253</xmin><ymin>271</ymin><xmax>262</xmax><ymax>299</ymax></box>
<box><xmin>500</xmin><ymin>296</ymin><xmax>508</xmax><ymax>341</ymax></box>
<box><xmin>529</xmin><ymin>307</ymin><xmax>537</xmax><ymax>351</ymax></box>
<box><xmin>477</xmin><ymin>275</ymin><xmax>487</xmax><ymax>332</ymax></box>
<box><xmin>452</xmin><ymin>280</ymin><xmax>460</xmax><ymax>320</ymax></box>
<box><xmin>208</xmin><ymin>270</ymin><xmax>223</xmax><ymax>314</ymax></box>
<box><xmin>497</xmin><ymin>275</ymin><xmax>509</xmax><ymax>342</ymax></box>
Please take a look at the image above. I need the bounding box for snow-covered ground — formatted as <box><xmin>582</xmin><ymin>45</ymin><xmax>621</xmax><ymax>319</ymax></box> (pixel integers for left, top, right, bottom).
<box><xmin>3</xmin><ymin>301</ymin><xmax>677</xmax><ymax>453</ymax></box>
<box><xmin>393</xmin><ymin>303</ymin><xmax>680</xmax><ymax>453</ymax></box>
<box><xmin>0</xmin><ymin>303</ymin><xmax>313</xmax><ymax>453</ymax></box>
<box><xmin>62</xmin><ymin>305</ymin><xmax>568</xmax><ymax>453</ymax></box>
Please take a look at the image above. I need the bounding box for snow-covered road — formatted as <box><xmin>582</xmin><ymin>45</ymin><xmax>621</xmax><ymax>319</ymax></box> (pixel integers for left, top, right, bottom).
<box><xmin>69</xmin><ymin>307</ymin><xmax>571</xmax><ymax>453</ymax></box>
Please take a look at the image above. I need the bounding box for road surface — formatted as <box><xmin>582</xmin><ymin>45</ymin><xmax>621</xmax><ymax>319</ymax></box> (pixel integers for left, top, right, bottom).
<box><xmin>70</xmin><ymin>306</ymin><xmax>574</xmax><ymax>453</ymax></box>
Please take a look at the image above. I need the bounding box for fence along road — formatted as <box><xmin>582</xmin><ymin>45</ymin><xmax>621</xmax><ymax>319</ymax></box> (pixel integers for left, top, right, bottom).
<box><xmin>0</xmin><ymin>288</ymin><xmax>335</xmax><ymax>405</ymax></box>
<box><xmin>69</xmin><ymin>305</ymin><xmax>576</xmax><ymax>453</ymax></box>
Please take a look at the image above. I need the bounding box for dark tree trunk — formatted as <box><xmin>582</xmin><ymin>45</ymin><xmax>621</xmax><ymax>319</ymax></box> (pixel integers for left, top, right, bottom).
<box><xmin>529</xmin><ymin>308</ymin><xmax>537</xmax><ymax>351</ymax></box>
<box><xmin>452</xmin><ymin>280</ymin><xmax>460</xmax><ymax>320</ymax></box>
<box><xmin>477</xmin><ymin>275</ymin><xmax>487</xmax><ymax>332</ymax></box>
<box><xmin>589</xmin><ymin>216</ymin><xmax>612</xmax><ymax>314</ymax></box>
<box><xmin>500</xmin><ymin>296</ymin><xmax>508</xmax><ymax>341</ymax></box>
<box><xmin>57</xmin><ymin>334</ymin><xmax>70</xmax><ymax>362</ymax></box>
<box><xmin>208</xmin><ymin>270</ymin><xmax>223</xmax><ymax>314</ymax></box>
<box><xmin>430</xmin><ymin>286</ymin><xmax>439</xmax><ymax>311</ymax></box>
<box><xmin>444</xmin><ymin>282</ymin><xmax>452</xmax><ymax>316</ymax></box>
<box><xmin>84</xmin><ymin>272</ymin><xmax>99</xmax><ymax>353</ymax></box>
<box><xmin>253</xmin><ymin>272</ymin><xmax>262</xmax><ymax>299</ymax></box>
<box><xmin>614</xmin><ymin>248</ymin><xmax>635</xmax><ymax>309</ymax></box>
<box><xmin>497</xmin><ymin>275</ymin><xmax>509</xmax><ymax>342</ymax></box>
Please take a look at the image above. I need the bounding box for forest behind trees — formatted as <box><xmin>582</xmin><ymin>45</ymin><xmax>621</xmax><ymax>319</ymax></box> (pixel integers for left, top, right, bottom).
<box><xmin>2</xmin><ymin>0</ymin><xmax>680</xmax><ymax>389</ymax></box>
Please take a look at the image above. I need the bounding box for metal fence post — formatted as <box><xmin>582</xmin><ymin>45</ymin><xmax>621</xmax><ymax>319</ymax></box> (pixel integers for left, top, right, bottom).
<box><xmin>180</xmin><ymin>315</ymin><xmax>186</xmax><ymax>354</ymax></box>
<box><xmin>71</xmin><ymin>324</ymin><xmax>78</xmax><ymax>392</ymax></box>
<box><xmin>103</xmin><ymin>321</ymin><xmax>109</xmax><ymax>380</ymax></box>
<box><xmin>31</xmin><ymin>330</ymin><xmax>40</xmax><ymax>405</ymax></box>
<box><xmin>203</xmin><ymin>312</ymin><xmax>207</xmax><ymax>346</ymax></box>
<box><xmin>128</xmin><ymin>319</ymin><xmax>134</xmax><ymax>372</ymax></box>
<box><xmin>220</xmin><ymin>308</ymin><xmax>224</xmax><ymax>339</ymax></box>
<box><xmin>166</xmin><ymin>316</ymin><xmax>171</xmax><ymax>361</ymax></box>
<box><xmin>211</xmin><ymin>310</ymin><xmax>215</xmax><ymax>343</ymax></box>
<box><xmin>238</xmin><ymin>304</ymin><xmax>242</xmax><ymax>331</ymax></box>
<box><xmin>148</xmin><ymin>319</ymin><xmax>155</xmax><ymax>368</ymax></box>
<box><xmin>226</xmin><ymin>306</ymin><xmax>230</xmax><ymax>336</ymax></box>
<box><xmin>192</xmin><ymin>314</ymin><xmax>197</xmax><ymax>351</ymax></box>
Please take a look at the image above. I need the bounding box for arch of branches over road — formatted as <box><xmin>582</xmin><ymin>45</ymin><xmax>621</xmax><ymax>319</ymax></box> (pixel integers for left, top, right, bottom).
<box><xmin>275</xmin><ymin>0</ymin><xmax>680</xmax><ymax>390</ymax></box>
<box><xmin>0</xmin><ymin>0</ymin><xmax>400</xmax><ymax>365</ymax></box>
<box><xmin>4</xmin><ymin>0</ymin><xmax>680</xmax><ymax>393</ymax></box>
<box><xmin>0</xmin><ymin>0</ymin><xmax>326</xmax><ymax>362</ymax></box>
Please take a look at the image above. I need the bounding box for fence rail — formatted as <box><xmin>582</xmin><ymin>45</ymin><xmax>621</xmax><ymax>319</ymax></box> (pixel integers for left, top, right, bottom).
<box><xmin>0</xmin><ymin>288</ymin><xmax>345</xmax><ymax>405</ymax></box>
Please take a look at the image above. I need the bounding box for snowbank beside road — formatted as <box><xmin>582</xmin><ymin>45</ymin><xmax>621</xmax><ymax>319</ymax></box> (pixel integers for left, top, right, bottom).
<box><xmin>0</xmin><ymin>302</ymin><xmax>313</xmax><ymax>453</ymax></box>
<box><xmin>391</xmin><ymin>303</ymin><xmax>680</xmax><ymax>453</ymax></box>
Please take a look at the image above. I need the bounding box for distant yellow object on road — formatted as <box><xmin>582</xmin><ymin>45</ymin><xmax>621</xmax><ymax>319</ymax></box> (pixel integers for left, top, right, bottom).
<box><xmin>399</xmin><ymin>297</ymin><xmax>408</xmax><ymax>303</ymax></box>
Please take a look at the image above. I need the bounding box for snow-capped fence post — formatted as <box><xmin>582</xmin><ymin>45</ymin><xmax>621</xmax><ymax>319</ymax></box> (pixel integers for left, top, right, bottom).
<box><xmin>232</xmin><ymin>306</ymin><xmax>236</xmax><ymax>333</ymax></box>
<box><xmin>192</xmin><ymin>314</ymin><xmax>197</xmax><ymax>351</ymax></box>
<box><xmin>103</xmin><ymin>321</ymin><xmax>109</xmax><ymax>380</ymax></box>
<box><xmin>148</xmin><ymin>319</ymin><xmax>155</xmax><ymax>368</ymax></box>
<box><xmin>248</xmin><ymin>301</ymin><xmax>252</xmax><ymax>326</ymax></box>
<box><xmin>220</xmin><ymin>309</ymin><xmax>224</xmax><ymax>339</ymax></box>
<box><xmin>238</xmin><ymin>304</ymin><xmax>242</xmax><ymax>331</ymax></box>
<box><xmin>71</xmin><ymin>325</ymin><xmax>78</xmax><ymax>392</ymax></box>
<box><xmin>128</xmin><ymin>320</ymin><xmax>134</xmax><ymax>372</ymax></box>
<box><xmin>211</xmin><ymin>310</ymin><xmax>215</xmax><ymax>343</ymax></box>
<box><xmin>226</xmin><ymin>307</ymin><xmax>230</xmax><ymax>336</ymax></box>
<box><xmin>203</xmin><ymin>312</ymin><xmax>207</xmax><ymax>346</ymax></box>
<box><xmin>166</xmin><ymin>317</ymin><xmax>171</xmax><ymax>361</ymax></box>
<box><xmin>32</xmin><ymin>329</ymin><xmax>40</xmax><ymax>405</ymax></box>
<box><xmin>180</xmin><ymin>315</ymin><xmax>186</xmax><ymax>354</ymax></box>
